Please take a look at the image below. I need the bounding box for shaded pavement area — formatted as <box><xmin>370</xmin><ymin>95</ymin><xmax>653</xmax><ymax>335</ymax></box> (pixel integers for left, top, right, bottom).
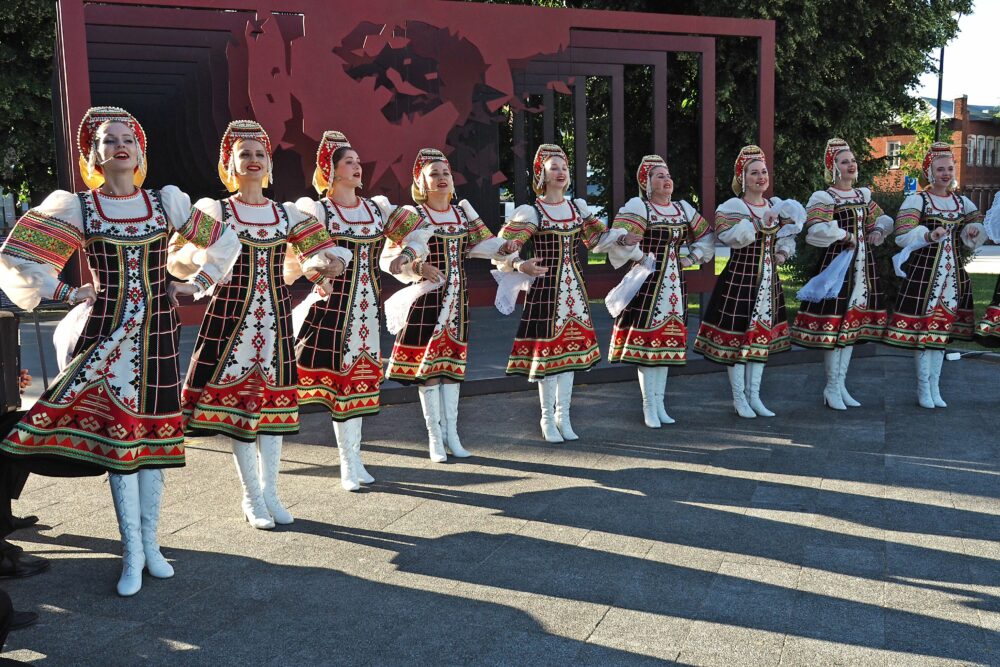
<box><xmin>2</xmin><ymin>353</ymin><xmax>999</xmax><ymax>665</ymax></box>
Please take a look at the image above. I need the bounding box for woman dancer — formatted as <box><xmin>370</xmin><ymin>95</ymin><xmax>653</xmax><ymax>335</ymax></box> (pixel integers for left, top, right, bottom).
<box><xmin>493</xmin><ymin>144</ymin><xmax>606</xmax><ymax>443</ymax></box>
<box><xmin>0</xmin><ymin>107</ymin><xmax>240</xmax><ymax>595</ymax></box>
<box><xmin>976</xmin><ymin>191</ymin><xmax>1000</xmax><ymax>344</ymax></box>
<box><xmin>383</xmin><ymin>149</ymin><xmax>514</xmax><ymax>461</ymax></box>
<box><xmin>791</xmin><ymin>139</ymin><xmax>894</xmax><ymax>409</ymax></box>
<box><xmin>599</xmin><ymin>155</ymin><xmax>714</xmax><ymax>427</ymax></box>
<box><xmin>888</xmin><ymin>142</ymin><xmax>984</xmax><ymax>407</ymax></box>
<box><xmin>176</xmin><ymin>121</ymin><xmax>348</xmax><ymax>528</ymax></box>
<box><xmin>693</xmin><ymin>145</ymin><xmax>805</xmax><ymax>418</ymax></box>
<box><xmin>295</xmin><ymin>131</ymin><xmax>429</xmax><ymax>490</ymax></box>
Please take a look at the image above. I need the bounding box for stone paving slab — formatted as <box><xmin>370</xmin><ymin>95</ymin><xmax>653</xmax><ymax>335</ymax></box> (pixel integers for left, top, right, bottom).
<box><xmin>1</xmin><ymin>353</ymin><xmax>998</xmax><ymax>666</ymax></box>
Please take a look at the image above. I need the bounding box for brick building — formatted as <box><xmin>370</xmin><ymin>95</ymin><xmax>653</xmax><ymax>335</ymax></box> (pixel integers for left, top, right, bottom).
<box><xmin>870</xmin><ymin>96</ymin><xmax>1000</xmax><ymax>210</ymax></box>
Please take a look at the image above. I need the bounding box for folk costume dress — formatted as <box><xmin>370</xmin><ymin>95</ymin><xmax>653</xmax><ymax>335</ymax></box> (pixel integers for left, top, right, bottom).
<box><xmin>0</xmin><ymin>106</ymin><xmax>240</xmax><ymax>596</ymax></box>
<box><xmin>493</xmin><ymin>144</ymin><xmax>607</xmax><ymax>443</ymax></box>
<box><xmin>693</xmin><ymin>145</ymin><xmax>805</xmax><ymax>418</ymax></box>
<box><xmin>382</xmin><ymin>149</ymin><xmax>508</xmax><ymax>462</ymax></box>
<box><xmin>976</xmin><ymin>191</ymin><xmax>1000</xmax><ymax>343</ymax></box>
<box><xmin>294</xmin><ymin>131</ymin><xmax>427</xmax><ymax>490</ymax></box>
<box><xmin>596</xmin><ymin>155</ymin><xmax>715</xmax><ymax>428</ymax></box>
<box><xmin>888</xmin><ymin>144</ymin><xmax>985</xmax><ymax>408</ymax></box>
<box><xmin>791</xmin><ymin>138</ymin><xmax>895</xmax><ymax>410</ymax></box>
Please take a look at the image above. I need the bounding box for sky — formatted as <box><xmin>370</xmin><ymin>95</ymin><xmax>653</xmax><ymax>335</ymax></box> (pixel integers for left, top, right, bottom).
<box><xmin>916</xmin><ymin>3</ymin><xmax>1000</xmax><ymax>108</ymax></box>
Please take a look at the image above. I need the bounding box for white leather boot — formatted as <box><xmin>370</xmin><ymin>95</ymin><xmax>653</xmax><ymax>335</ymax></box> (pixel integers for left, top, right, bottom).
<box><xmin>109</xmin><ymin>473</ymin><xmax>145</xmax><ymax>596</ymax></box>
<box><xmin>440</xmin><ymin>383</ymin><xmax>471</xmax><ymax>457</ymax></box>
<box><xmin>915</xmin><ymin>350</ymin><xmax>935</xmax><ymax>409</ymax></box>
<box><xmin>333</xmin><ymin>420</ymin><xmax>361</xmax><ymax>491</ymax></box>
<box><xmin>637</xmin><ymin>367</ymin><xmax>661</xmax><ymax>428</ymax></box>
<box><xmin>419</xmin><ymin>385</ymin><xmax>448</xmax><ymax>462</ymax></box>
<box><xmin>745</xmin><ymin>362</ymin><xmax>775</xmax><ymax>417</ymax></box>
<box><xmin>137</xmin><ymin>468</ymin><xmax>174</xmax><ymax>579</ymax></box>
<box><xmin>728</xmin><ymin>365</ymin><xmax>756</xmax><ymax>419</ymax></box>
<box><xmin>928</xmin><ymin>349</ymin><xmax>947</xmax><ymax>408</ymax></box>
<box><xmin>350</xmin><ymin>419</ymin><xmax>375</xmax><ymax>484</ymax></box>
<box><xmin>257</xmin><ymin>435</ymin><xmax>293</xmax><ymax>524</ymax></box>
<box><xmin>839</xmin><ymin>345</ymin><xmax>861</xmax><ymax>407</ymax></box>
<box><xmin>231</xmin><ymin>441</ymin><xmax>275</xmax><ymax>529</ymax></box>
<box><xmin>554</xmin><ymin>372</ymin><xmax>579</xmax><ymax>440</ymax></box>
<box><xmin>823</xmin><ymin>349</ymin><xmax>847</xmax><ymax>410</ymax></box>
<box><xmin>654</xmin><ymin>367</ymin><xmax>675</xmax><ymax>425</ymax></box>
<box><xmin>538</xmin><ymin>376</ymin><xmax>564</xmax><ymax>442</ymax></box>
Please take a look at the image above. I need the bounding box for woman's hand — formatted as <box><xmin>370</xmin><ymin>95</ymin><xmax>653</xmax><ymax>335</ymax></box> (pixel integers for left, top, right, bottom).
<box><xmin>679</xmin><ymin>257</ymin><xmax>694</xmax><ymax>268</ymax></box>
<box><xmin>774</xmin><ymin>250</ymin><xmax>789</xmax><ymax>265</ymax></box>
<box><xmin>843</xmin><ymin>233</ymin><xmax>857</xmax><ymax>249</ymax></box>
<box><xmin>72</xmin><ymin>284</ymin><xmax>98</xmax><ymax>306</ymax></box>
<box><xmin>866</xmin><ymin>229</ymin><xmax>885</xmax><ymax>246</ymax></box>
<box><xmin>418</xmin><ymin>261</ymin><xmax>445</xmax><ymax>283</ymax></box>
<box><xmin>318</xmin><ymin>256</ymin><xmax>346</xmax><ymax>279</ymax></box>
<box><xmin>967</xmin><ymin>226</ymin><xmax>980</xmax><ymax>239</ymax></box>
<box><xmin>619</xmin><ymin>232</ymin><xmax>642</xmax><ymax>246</ymax></box>
<box><xmin>389</xmin><ymin>255</ymin><xmax>411</xmax><ymax>275</ymax></box>
<box><xmin>499</xmin><ymin>240</ymin><xmax>519</xmax><ymax>255</ymax></box>
<box><xmin>762</xmin><ymin>209</ymin><xmax>780</xmax><ymax>228</ymax></box>
<box><xmin>928</xmin><ymin>226</ymin><xmax>947</xmax><ymax>243</ymax></box>
<box><xmin>516</xmin><ymin>257</ymin><xmax>547</xmax><ymax>277</ymax></box>
<box><xmin>17</xmin><ymin>370</ymin><xmax>31</xmax><ymax>395</ymax></box>
<box><xmin>167</xmin><ymin>282</ymin><xmax>200</xmax><ymax>306</ymax></box>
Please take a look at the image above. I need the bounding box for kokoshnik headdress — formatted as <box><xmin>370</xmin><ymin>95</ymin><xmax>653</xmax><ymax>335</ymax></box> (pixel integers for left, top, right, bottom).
<box><xmin>731</xmin><ymin>144</ymin><xmax>766</xmax><ymax>196</ymax></box>
<box><xmin>77</xmin><ymin>106</ymin><xmax>148</xmax><ymax>190</ymax></box>
<box><xmin>312</xmin><ymin>130</ymin><xmax>353</xmax><ymax>194</ymax></box>
<box><xmin>218</xmin><ymin>120</ymin><xmax>273</xmax><ymax>192</ymax></box>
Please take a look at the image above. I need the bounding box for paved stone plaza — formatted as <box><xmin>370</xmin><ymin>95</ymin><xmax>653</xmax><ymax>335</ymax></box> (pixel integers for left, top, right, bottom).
<box><xmin>2</xmin><ymin>352</ymin><xmax>998</xmax><ymax>665</ymax></box>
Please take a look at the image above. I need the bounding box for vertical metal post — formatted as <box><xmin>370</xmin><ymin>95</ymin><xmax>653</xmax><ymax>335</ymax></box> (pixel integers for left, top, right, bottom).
<box><xmin>934</xmin><ymin>45</ymin><xmax>945</xmax><ymax>142</ymax></box>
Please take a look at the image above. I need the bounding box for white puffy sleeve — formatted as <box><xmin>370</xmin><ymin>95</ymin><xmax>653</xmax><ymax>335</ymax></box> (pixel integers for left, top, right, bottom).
<box><xmin>592</xmin><ymin>197</ymin><xmax>646</xmax><ymax>268</ymax></box>
<box><xmin>493</xmin><ymin>204</ymin><xmax>539</xmax><ymax>273</ymax></box>
<box><xmin>714</xmin><ymin>197</ymin><xmax>757</xmax><ymax>249</ymax></box>
<box><xmin>0</xmin><ymin>190</ymin><xmax>84</xmax><ymax>310</ymax></box>
<box><xmin>162</xmin><ymin>185</ymin><xmax>240</xmax><ymax>298</ymax></box>
<box><xmin>379</xmin><ymin>204</ymin><xmax>427</xmax><ymax>283</ymax></box>
<box><xmin>284</xmin><ymin>202</ymin><xmax>351</xmax><ymax>285</ymax></box>
<box><xmin>680</xmin><ymin>200</ymin><xmax>715</xmax><ymax>265</ymax></box>
<box><xmin>804</xmin><ymin>191</ymin><xmax>846</xmax><ymax>248</ymax></box>
<box><xmin>985</xmin><ymin>190</ymin><xmax>1000</xmax><ymax>243</ymax></box>
<box><xmin>167</xmin><ymin>197</ymin><xmax>221</xmax><ymax>281</ymax></box>
<box><xmin>375</xmin><ymin>196</ymin><xmax>433</xmax><ymax>264</ymax></box>
<box><xmin>894</xmin><ymin>194</ymin><xmax>931</xmax><ymax>249</ymax></box>
<box><xmin>858</xmin><ymin>188</ymin><xmax>894</xmax><ymax>237</ymax></box>
<box><xmin>959</xmin><ymin>195</ymin><xmax>986</xmax><ymax>250</ymax></box>
<box><xmin>771</xmin><ymin>196</ymin><xmax>806</xmax><ymax>237</ymax></box>
<box><xmin>460</xmin><ymin>200</ymin><xmax>505</xmax><ymax>259</ymax></box>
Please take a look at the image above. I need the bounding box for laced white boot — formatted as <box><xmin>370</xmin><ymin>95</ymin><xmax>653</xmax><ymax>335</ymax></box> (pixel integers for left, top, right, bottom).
<box><xmin>839</xmin><ymin>345</ymin><xmax>861</xmax><ymax>407</ymax></box>
<box><xmin>745</xmin><ymin>362</ymin><xmax>775</xmax><ymax>417</ymax></box>
<box><xmin>637</xmin><ymin>367</ymin><xmax>661</xmax><ymax>428</ymax></box>
<box><xmin>915</xmin><ymin>350</ymin><xmax>935</xmax><ymax>409</ymax></box>
<box><xmin>440</xmin><ymin>383</ymin><xmax>471</xmax><ymax>457</ymax></box>
<box><xmin>109</xmin><ymin>473</ymin><xmax>145</xmax><ymax>596</ymax></box>
<box><xmin>538</xmin><ymin>376</ymin><xmax>564</xmax><ymax>442</ymax></box>
<box><xmin>232</xmin><ymin>441</ymin><xmax>274</xmax><ymax>529</ymax></box>
<box><xmin>333</xmin><ymin>420</ymin><xmax>361</xmax><ymax>491</ymax></box>
<box><xmin>554</xmin><ymin>372</ymin><xmax>579</xmax><ymax>440</ymax></box>
<box><xmin>928</xmin><ymin>349</ymin><xmax>948</xmax><ymax>408</ymax></box>
<box><xmin>137</xmin><ymin>469</ymin><xmax>174</xmax><ymax>579</ymax></box>
<box><xmin>350</xmin><ymin>419</ymin><xmax>375</xmax><ymax>484</ymax></box>
<box><xmin>654</xmin><ymin>367</ymin><xmax>675</xmax><ymax>425</ymax></box>
<box><xmin>728</xmin><ymin>365</ymin><xmax>756</xmax><ymax>419</ymax></box>
<box><xmin>257</xmin><ymin>435</ymin><xmax>293</xmax><ymax>524</ymax></box>
<box><xmin>823</xmin><ymin>349</ymin><xmax>847</xmax><ymax>410</ymax></box>
<box><xmin>419</xmin><ymin>385</ymin><xmax>448</xmax><ymax>462</ymax></box>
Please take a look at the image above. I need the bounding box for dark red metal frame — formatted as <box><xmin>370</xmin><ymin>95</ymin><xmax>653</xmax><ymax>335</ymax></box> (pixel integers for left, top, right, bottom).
<box><xmin>53</xmin><ymin>0</ymin><xmax>775</xmax><ymax>315</ymax></box>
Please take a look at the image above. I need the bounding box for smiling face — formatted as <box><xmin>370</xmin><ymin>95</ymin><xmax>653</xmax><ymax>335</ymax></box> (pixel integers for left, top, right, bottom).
<box><xmin>647</xmin><ymin>165</ymin><xmax>674</xmax><ymax>200</ymax></box>
<box><xmin>232</xmin><ymin>138</ymin><xmax>269</xmax><ymax>185</ymax></box>
<box><xmin>930</xmin><ymin>155</ymin><xmax>955</xmax><ymax>190</ymax></box>
<box><xmin>743</xmin><ymin>159</ymin><xmax>769</xmax><ymax>196</ymax></box>
<box><xmin>543</xmin><ymin>155</ymin><xmax>570</xmax><ymax>195</ymax></box>
<box><xmin>834</xmin><ymin>150</ymin><xmax>858</xmax><ymax>184</ymax></box>
<box><xmin>332</xmin><ymin>148</ymin><xmax>363</xmax><ymax>189</ymax></box>
<box><xmin>94</xmin><ymin>121</ymin><xmax>139</xmax><ymax>175</ymax></box>
<box><xmin>421</xmin><ymin>160</ymin><xmax>454</xmax><ymax>198</ymax></box>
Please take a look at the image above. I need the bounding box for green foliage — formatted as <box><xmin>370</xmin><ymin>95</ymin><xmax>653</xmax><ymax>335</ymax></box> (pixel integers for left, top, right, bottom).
<box><xmin>898</xmin><ymin>105</ymin><xmax>937</xmax><ymax>180</ymax></box>
<box><xmin>0</xmin><ymin>0</ymin><xmax>57</xmax><ymax>204</ymax></box>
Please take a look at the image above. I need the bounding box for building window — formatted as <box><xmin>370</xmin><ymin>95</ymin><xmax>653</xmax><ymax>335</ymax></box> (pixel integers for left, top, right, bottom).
<box><xmin>887</xmin><ymin>141</ymin><xmax>901</xmax><ymax>169</ymax></box>
<box><xmin>968</xmin><ymin>135</ymin><xmax>976</xmax><ymax>165</ymax></box>
<box><xmin>988</xmin><ymin>137</ymin><xmax>996</xmax><ymax>168</ymax></box>
<box><xmin>977</xmin><ymin>135</ymin><xmax>985</xmax><ymax>166</ymax></box>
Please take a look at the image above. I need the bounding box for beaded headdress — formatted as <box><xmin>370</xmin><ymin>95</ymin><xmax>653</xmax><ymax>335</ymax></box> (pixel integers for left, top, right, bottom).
<box><xmin>532</xmin><ymin>144</ymin><xmax>569</xmax><ymax>196</ymax></box>
<box><xmin>218</xmin><ymin>120</ymin><xmax>273</xmax><ymax>192</ymax></box>
<box><xmin>411</xmin><ymin>148</ymin><xmax>450</xmax><ymax>202</ymax></box>
<box><xmin>823</xmin><ymin>138</ymin><xmax>851</xmax><ymax>184</ymax></box>
<box><xmin>312</xmin><ymin>130</ymin><xmax>353</xmax><ymax>194</ymax></box>
<box><xmin>636</xmin><ymin>155</ymin><xmax>668</xmax><ymax>198</ymax></box>
<box><xmin>731</xmin><ymin>144</ymin><xmax>766</xmax><ymax>196</ymax></box>
<box><xmin>77</xmin><ymin>106</ymin><xmax>147</xmax><ymax>189</ymax></box>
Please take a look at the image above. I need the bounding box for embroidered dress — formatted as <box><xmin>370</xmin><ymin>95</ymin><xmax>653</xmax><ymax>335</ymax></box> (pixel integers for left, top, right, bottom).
<box><xmin>694</xmin><ymin>197</ymin><xmax>799</xmax><ymax>365</ymax></box>
<box><xmin>294</xmin><ymin>195</ymin><xmax>423</xmax><ymax>419</ymax></box>
<box><xmin>179</xmin><ymin>196</ymin><xmax>337</xmax><ymax>441</ymax></box>
<box><xmin>978</xmin><ymin>278</ymin><xmax>1000</xmax><ymax>339</ymax></box>
<box><xmin>385</xmin><ymin>200</ymin><xmax>503</xmax><ymax>384</ymax></box>
<box><xmin>792</xmin><ymin>188</ymin><xmax>893</xmax><ymax>348</ymax></box>
<box><xmin>604</xmin><ymin>197</ymin><xmax>713</xmax><ymax>366</ymax></box>
<box><xmin>499</xmin><ymin>198</ymin><xmax>605</xmax><ymax>380</ymax></box>
<box><xmin>0</xmin><ymin>186</ymin><xmax>237</xmax><ymax>472</ymax></box>
<box><xmin>887</xmin><ymin>192</ymin><xmax>983</xmax><ymax>349</ymax></box>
